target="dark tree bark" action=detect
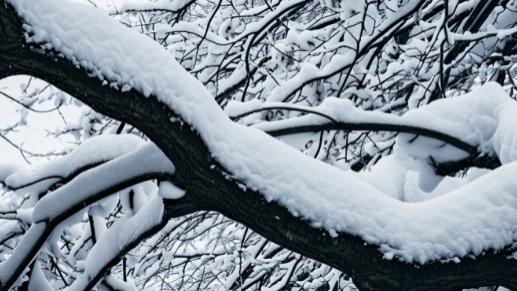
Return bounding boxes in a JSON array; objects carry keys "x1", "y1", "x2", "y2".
[{"x1": 1, "y1": 3, "x2": 516, "y2": 290}]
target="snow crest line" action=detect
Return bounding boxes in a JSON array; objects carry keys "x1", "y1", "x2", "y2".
[{"x1": 9, "y1": 0, "x2": 517, "y2": 264}]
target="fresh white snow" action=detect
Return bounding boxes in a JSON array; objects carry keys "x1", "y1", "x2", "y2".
[
  {"x1": 32, "y1": 142, "x2": 173, "y2": 222},
  {"x1": 5, "y1": 134, "x2": 144, "y2": 190},
  {"x1": 66, "y1": 195, "x2": 164, "y2": 291},
  {"x1": 158, "y1": 181, "x2": 186, "y2": 200},
  {"x1": 0, "y1": 141, "x2": 174, "y2": 285},
  {"x1": 28, "y1": 261, "x2": 53, "y2": 291},
  {"x1": 8, "y1": 0, "x2": 517, "y2": 264}
]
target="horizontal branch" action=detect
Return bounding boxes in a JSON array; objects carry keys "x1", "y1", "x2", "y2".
[
  {"x1": 228, "y1": 101, "x2": 502, "y2": 174},
  {"x1": 240, "y1": 107, "x2": 477, "y2": 154},
  {"x1": 259, "y1": 120, "x2": 501, "y2": 173}
]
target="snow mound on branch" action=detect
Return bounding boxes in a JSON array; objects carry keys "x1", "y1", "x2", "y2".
[
  {"x1": 32, "y1": 142, "x2": 173, "y2": 222},
  {"x1": 10, "y1": 0, "x2": 517, "y2": 263},
  {"x1": 5, "y1": 134, "x2": 144, "y2": 189},
  {"x1": 0, "y1": 163, "x2": 25, "y2": 183},
  {"x1": 398, "y1": 82, "x2": 517, "y2": 164},
  {"x1": 27, "y1": 261, "x2": 53, "y2": 291}
]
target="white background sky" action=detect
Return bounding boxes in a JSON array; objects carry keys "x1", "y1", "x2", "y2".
[
  {"x1": 0, "y1": 76, "x2": 34, "y2": 167},
  {"x1": 0, "y1": 76, "x2": 79, "y2": 168}
]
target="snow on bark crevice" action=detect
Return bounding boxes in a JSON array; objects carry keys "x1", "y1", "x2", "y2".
[{"x1": 8, "y1": 0, "x2": 517, "y2": 264}]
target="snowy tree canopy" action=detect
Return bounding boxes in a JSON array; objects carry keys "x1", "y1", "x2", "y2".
[{"x1": 0, "y1": 0, "x2": 516, "y2": 290}]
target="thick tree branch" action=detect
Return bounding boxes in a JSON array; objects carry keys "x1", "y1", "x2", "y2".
[{"x1": 1, "y1": 3, "x2": 516, "y2": 290}]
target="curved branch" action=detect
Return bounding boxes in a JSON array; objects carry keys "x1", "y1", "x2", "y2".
[{"x1": 0, "y1": 3, "x2": 516, "y2": 290}]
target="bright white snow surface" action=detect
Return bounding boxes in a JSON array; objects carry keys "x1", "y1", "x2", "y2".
[
  {"x1": 9, "y1": 0, "x2": 517, "y2": 263},
  {"x1": 67, "y1": 195, "x2": 164, "y2": 291},
  {"x1": 0, "y1": 140, "x2": 173, "y2": 283},
  {"x1": 32, "y1": 142, "x2": 173, "y2": 222},
  {"x1": 5, "y1": 134, "x2": 144, "y2": 189}
]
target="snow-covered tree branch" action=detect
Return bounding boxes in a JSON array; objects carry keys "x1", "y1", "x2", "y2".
[{"x1": 0, "y1": 0, "x2": 517, "y2": 290}]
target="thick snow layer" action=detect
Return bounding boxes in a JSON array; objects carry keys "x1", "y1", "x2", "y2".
[
  {"x1": 359, "y1": 151, "x2": 491, "y2": 202},
  {"x1": 32, "y1": 142, "x2": 173, "y2": 222},
  {"x1": 399, "y1": 83, "x2": 517, "y2": 164},
  {"x1": 10, "y1": 0, "x2": 517, "y2": 263},
  {"x1": 28, "y1": 261, "x2": 53, "y2": 291},
  {"x1": 0, "y1": 163, "x2": 25, "y2": 183},
  {"x1": 158, "y1": 181, "x2": 186, "y2": 199},
  {"x1": 239, "y1": 83, "x2": 516, "y2": 165},
  {"x1": 5, "y1": 134, "x2": 143, "y2": 189},
  {"x1": 0, "y1": 222, "x2": 46, "y2": 281}
]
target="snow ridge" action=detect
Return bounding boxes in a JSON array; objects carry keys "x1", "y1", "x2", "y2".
[{"x1": 9, "y1": 0, "x2": 517, "y2": 263}]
